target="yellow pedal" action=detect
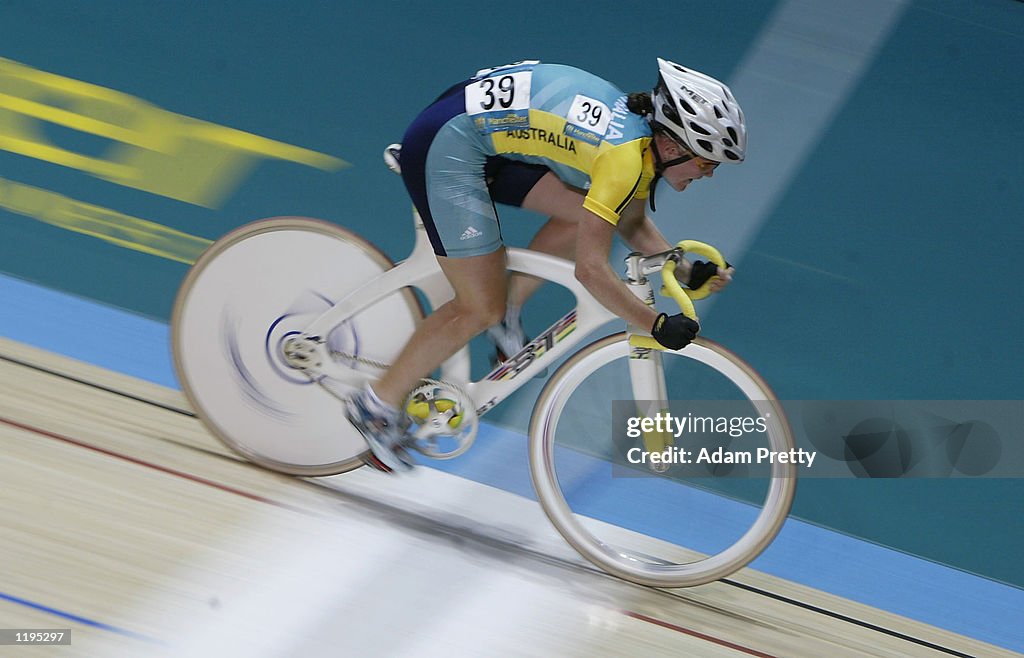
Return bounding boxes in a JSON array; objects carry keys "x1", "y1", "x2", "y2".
[
  {"x1": 406, "y1": 400, "x2": 431, "y2": 420},
  {"x1": 435, "y1": 398, "x2": 462, "y2": 428}
]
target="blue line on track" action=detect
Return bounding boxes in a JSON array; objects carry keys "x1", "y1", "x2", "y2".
[{"x1": 0, "y1": 590, "x2": 162, "y2": 644}]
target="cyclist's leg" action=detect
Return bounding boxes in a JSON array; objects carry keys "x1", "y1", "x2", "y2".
[
  {"x1": 480, "y1": 167, "x2": 587, "y2": 360},
  {"x1": 348, "y1": 81, "x2": 511, "y2": 469},
  {"x1": 350, "y1": 252, "x2": 506, "y2": 472},
  {"x1": 508, "y1": 171, "x2": 586, "y2": 308},
  {"x1": 373, "y1": 248, "x2": 507, "y2": 409},
  {"x1": 368, "y1": 86, "x2": 508, "y2": 408}
]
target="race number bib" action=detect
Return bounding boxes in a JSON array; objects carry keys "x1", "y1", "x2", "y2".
[
  {"x1": 466, "y1": 65, "x2": 534, "y2": 133},
  {"x1": 563, "y1": 94, "x2": 611, "y2": 145}
]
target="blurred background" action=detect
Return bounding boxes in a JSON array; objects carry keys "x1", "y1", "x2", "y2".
[{"x1": 1, "y1": 0, "x2": 1021, "y2": 653}]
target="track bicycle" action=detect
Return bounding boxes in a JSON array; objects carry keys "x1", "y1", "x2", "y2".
[{"x1": 171, "y1": 155, "x2": 796, "y2": 588}]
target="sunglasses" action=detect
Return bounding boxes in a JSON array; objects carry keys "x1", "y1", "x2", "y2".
[{"x1": 676, "y1": 140, "x2": 719, "y2": 173}]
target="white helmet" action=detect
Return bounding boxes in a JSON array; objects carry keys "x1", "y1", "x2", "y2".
[{"x1": 652, "y1": 58, "x2": 746, "y2": 163}]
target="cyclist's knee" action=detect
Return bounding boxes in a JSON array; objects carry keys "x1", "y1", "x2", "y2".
[
  {"x1": 545, "y1": 214, "x2": 578, "y2": 228},
  {"x1": 475, "y1": 297, "x2": 507, "y2": 330},
  {"x1": 451, "y1": 295, "x2": 505, "y2": 332}
]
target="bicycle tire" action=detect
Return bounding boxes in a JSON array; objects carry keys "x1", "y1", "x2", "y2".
[
  {"x1": 172, "y1": 217, "x2": 423, "y2": 476},
  {"x1": 528, "y1": 332, "x2": 796, "y2": 587}
]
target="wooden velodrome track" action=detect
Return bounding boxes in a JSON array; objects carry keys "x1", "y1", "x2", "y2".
[{"x1": 0, "y1": 336, "x2": 1015, "y2": 657}]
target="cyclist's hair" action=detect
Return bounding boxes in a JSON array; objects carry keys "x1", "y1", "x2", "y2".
[{"x1": 627, "y1": 92, "x2": 653, "y2": 117}]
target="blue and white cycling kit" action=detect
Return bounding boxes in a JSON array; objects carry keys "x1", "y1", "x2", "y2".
[{"x1": 399, "y1": 61, "x2": 656, "y2": 258}]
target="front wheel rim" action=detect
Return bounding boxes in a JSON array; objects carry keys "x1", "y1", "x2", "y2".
[{"x1": 528, "y1": 333, "x2": 797, "y2": 588}]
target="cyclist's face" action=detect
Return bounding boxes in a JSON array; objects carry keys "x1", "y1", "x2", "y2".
[
  {"x1": 665, "y1": 157, "x2": 717, "y2": 191},
  {"x1": 657, "y1": 135, "x2": 719, "y2": 191}
]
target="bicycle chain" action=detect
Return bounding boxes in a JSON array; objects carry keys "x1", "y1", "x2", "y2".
[{"x1": 327, "y1": 349, "x2": 392, "y2": 371}]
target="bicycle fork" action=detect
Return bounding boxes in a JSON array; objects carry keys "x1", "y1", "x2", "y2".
[{"x1": 623, "y1": 252, "x2": 676, "y2": 470}]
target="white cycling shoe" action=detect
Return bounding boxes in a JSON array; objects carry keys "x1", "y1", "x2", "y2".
[
  {"x1": 485, "y1": 317, "x2": 527, "y2": 365},
  {"x1": 486, "y1": 312, "x2": 549, "y2": 377},
  {"x1": 346, "y1": 386, "x2": 415, "y2": 473}
]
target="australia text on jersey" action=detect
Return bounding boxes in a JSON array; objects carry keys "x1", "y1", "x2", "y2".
[{"x1": 505, "y1": 127, "x2": 578, "y2": 154}]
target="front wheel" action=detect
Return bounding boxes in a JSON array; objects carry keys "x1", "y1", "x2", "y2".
[{"x1": 528, "y1": 333, "x2": 796, "y2": 588}]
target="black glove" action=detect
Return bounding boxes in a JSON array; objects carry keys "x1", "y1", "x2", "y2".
[
  {"x1": 651, "y1": 313, "x2": 699, "y2": 350},
  {"x1": 687, "y1": 260, "x2": 730, "y2": 290}
]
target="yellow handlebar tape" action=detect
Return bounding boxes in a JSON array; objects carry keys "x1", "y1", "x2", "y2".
[
  {"x1": 630, "y1": 240, "x2": 726, "y2": 351},
  {"x1": 675, "y1": 240, "x2": 726, "y2": 301}
]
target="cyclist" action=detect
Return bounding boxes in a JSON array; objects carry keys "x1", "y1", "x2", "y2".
[{"x1": 348, "y1": 58, "x2": 745, "y2": 472}]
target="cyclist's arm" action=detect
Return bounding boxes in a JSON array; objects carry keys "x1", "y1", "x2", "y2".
[
  {"x1": 616, "y1": 199, "x2": 660, "y2": 246},
  {"x1": 574, "y1": 210, "x2": 661, "y2": 330},
  {"x1": 584, "y1": 144, "x2": 696, "y2": 282},
  {"x1": 616, "y1": 199, "x2": 693, "y2": 281}
]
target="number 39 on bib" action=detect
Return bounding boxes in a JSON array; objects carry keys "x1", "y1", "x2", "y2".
[
  {"x1": 466, "y1": 69, "x2": 533, "y2": 134},
  {"x1": 563, "y1": 94, "x2": 611, "y2": 145}
]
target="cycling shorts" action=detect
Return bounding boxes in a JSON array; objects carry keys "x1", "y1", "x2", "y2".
[{"x1": 399, "y1": 82, "x2": 548, "y2": 258}]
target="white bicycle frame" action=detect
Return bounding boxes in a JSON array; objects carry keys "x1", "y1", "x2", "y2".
[
  {"x1": 296, "y1": 208, "x2": 666, "y2": 416},
  {"x1": 172, "y1": 201, "x2": 795, "y2": 587}
]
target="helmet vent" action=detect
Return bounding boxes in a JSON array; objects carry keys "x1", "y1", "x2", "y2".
[
  {"x1": 727, "y1": 127, "x2": 738, "y2": 143},
  {"x1": 678, "y1": 98, "x2": 696, "y2": 116},
  {"x1": 713, "y1": 106, "x2": 724, "y2": 119},
  {"x1": 722, "y1": 137, "x2": 734, "y2": 147},
  {"x1": 724, "y1": 150, "x2": 740, "y2": 161},
  {"x1": 688, "y1": 121, "x2": 711, "y2": 136},
  {"x1": 697, "y1": 139, "x2": 713, "y2": 153},
  {"x1": 661, "y1": 102, "x2": 681, "y2": 125}
]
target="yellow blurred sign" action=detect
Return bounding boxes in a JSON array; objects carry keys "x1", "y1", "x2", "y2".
[{"x1": 0, "y1": 57, "x2": 346, "y2": 208}]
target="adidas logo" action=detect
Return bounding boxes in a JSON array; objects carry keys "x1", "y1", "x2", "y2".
[{"x1": 459, "y1": 226, "x2": 483, "y2": 240}]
